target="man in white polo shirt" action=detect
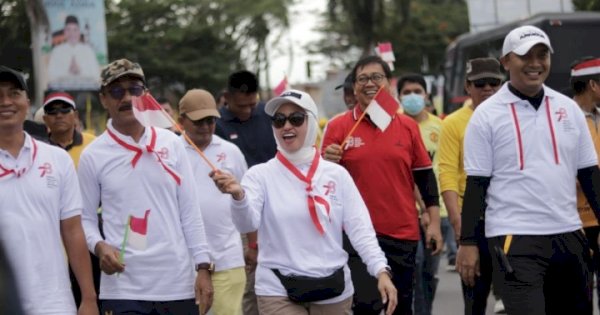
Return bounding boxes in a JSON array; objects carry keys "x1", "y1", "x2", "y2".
[
  {"x1": 457, "y1": 26, "x2": 600, "y2": 315},
  {"x1": 178, "y1": 89, "x2": 248, "y2": 315},
  {"x1": 78, "y1": 59, "x2": 213, "y2": 314},
  {"x1": 0, "y1": 65, "x2": 98, "y2": 314}
]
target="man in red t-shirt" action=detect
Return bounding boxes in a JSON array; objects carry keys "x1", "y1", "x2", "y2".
[{"x1": 322, "y1": 56, "x2": 442, "y2": 315}]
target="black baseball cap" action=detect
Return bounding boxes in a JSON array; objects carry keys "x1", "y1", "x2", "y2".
[
  {"x1": 335, "y1": 73, "x2": 354, "y2": 91},
  {"x1": 0, "y1": 66, "x2": 28, "y2": 91}
]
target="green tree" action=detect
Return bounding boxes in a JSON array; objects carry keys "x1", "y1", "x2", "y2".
[
  {"x1": 573, "y1": 0, "x2": 600, "y2": 10},
  {"x1": 105, "y1": 0, "x2": 243, "y2": 97},
  {"x1": 313, "y1": 0, "x2": 468, "y2": 74},
  {"x1": 105, "y1": 0, "x2": 293, "y2": 97},
  {"x1": 0, "y1": 0, "x2": 34, "y2": 82}
]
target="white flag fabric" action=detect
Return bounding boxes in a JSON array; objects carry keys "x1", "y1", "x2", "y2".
[
  {"x1": 365, "y1": 88, "x2": 399, "y2": 131},
  {"x1": 132, "y1": 93, "x2": 173, "y2": 129}
]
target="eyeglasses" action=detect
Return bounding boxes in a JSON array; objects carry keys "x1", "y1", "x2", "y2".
[
  {"x1": 471, "y1": 78, "x2": 502, "y2": 88},
  {"x1": 271, "y1": 112, "x2": 307, "y2": 128},
  {"x1": 45, "y1": 107, "x2": 74, "y2": 115},
  {"x1": 106, "y1": 85, "x2": 145, "y2": 100},
  {"x1": 187, "y1": 115, "x2": 217, "y2": 126},
  {"x1": 355, "y1": 73, "x2": 387, "y2": 86}
]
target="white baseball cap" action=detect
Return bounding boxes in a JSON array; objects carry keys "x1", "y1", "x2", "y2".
[
  {"x1": 265, "y1": 89, "x2": 318, "y2": 118},
  {"x1": 502, "y1": 25, "x2": 554, "y2": 57}
]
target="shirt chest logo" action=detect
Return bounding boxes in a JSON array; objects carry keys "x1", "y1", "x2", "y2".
[
  {"x1": 156, "y1": 147, "x2": 169, "y2": 160},
  {"x1": 345, "y1": 136, "x2": 365, "y2": 149},
  {"x1": 38, "y1": 162, "x2": 52, "y2": 178},
  {"x1": 216, "y1": 152, "x2": 226, "y2": 162},
  {"x1": 555, "y1": 108, "x2": 567, "y2": 122},
  {"x1": 554, "y1": 107, "x2": 575, "y2": 133},
  {"x1": 323, "y1": 181, "x2": 336, "y2": 195},
  {"x1": 38, "y1": 163, "x2": 58, "y2": 189}
]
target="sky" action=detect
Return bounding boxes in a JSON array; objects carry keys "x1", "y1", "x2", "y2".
[{"x1": 265, "y1": 0, "x2": 327, "y2": 89}]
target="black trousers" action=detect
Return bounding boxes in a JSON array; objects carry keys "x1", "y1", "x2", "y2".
[
  {"x1": 460, "y1": 221, "x2": 493, "y2": 315},
  {"x1": 488, "y1": 230, "x2": 593, "y2": 315},
  {"x1": 344, "y1": 233, "x2": 418, "y2": 315},
  {"x1": 584, "y1": 226, "x2": 600, "y2": 310}
]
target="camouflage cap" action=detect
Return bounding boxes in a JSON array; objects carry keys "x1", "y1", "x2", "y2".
[{"x1": 101, "y1": 59, "x2": 145, "y2": 87}]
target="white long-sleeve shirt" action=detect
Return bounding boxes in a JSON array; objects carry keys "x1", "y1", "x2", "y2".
[
  {"x1": 78, "y1": 121, "x2": 210, "y2": 300},
  {"x1": 0, "y1": 133, "x2": 80, "y2": 315},
  {"x1": 183, "y1": 135, "x2": 247, "y2": 271},
  {"x1": 232, "y1": 155, "x2": 388, "y2": 304}
]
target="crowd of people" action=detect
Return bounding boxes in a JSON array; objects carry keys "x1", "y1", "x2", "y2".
[{"x1": 2, "y1": 23, "x2": 600, "y2": 315}]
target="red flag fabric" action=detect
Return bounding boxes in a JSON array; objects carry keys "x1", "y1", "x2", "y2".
[
  {"x1": 128, "y1": 209, "x2": 150, "y2": 250},
  {"x1": 132, "y1": 93, "x2": 173, "y2": 129},
  {"x1": 365, "y1": 89, "x2": 399, "y2": 131},
  {"x1": 273, "y1": 76, "x2": 288, "y2": 96},
  {"x1": 377, "y1": 42, "x2": 395, "y2": 62}
]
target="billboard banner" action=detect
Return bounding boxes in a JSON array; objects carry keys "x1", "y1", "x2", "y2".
[{"x1": 42, "y1": 0, "x2": 108, "y2": 91}]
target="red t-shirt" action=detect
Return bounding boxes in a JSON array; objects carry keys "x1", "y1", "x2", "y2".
[{"x1": 322, "y1": 107, "x2": 432, "y2": 240}]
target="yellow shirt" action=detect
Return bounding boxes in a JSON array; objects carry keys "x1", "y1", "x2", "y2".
[
  {"x1": 67, "y1": 132, "x2": 96, "y2": 168},
  {"x1": 577, "y1": 112, "x2": 600, "y2": 227},
  {"x1": 418, "y1": 113, "x2": 448, "y2": 217},
  {"x1": 438, "y1": 105, "x2": 474, "y2": 210}
]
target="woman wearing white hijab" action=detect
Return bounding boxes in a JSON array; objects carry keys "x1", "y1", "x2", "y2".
[{"x1": 211, "y1": 90, "x2": 397, "y2": 315}]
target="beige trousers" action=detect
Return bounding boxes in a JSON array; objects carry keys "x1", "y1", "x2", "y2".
[{"x1": 257, "y1": 296, "x2": 352, "y2": 315}]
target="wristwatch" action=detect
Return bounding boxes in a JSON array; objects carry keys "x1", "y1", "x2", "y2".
[{"x1": 195, "y1": 262, "x2": 215, "y2": 273}]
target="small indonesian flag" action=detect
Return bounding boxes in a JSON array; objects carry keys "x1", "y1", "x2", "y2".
[
  {"x1": 132, "y1": 93, "x2": 173, "y2": 129},
  {"x1": 365, "y1": 88, "x2": 399, "y2": 131},
  {"x1": 273, "y1": 76, "x2": 289, "y2": 96},
  {"x1": 377, "y1": 42, "x2": 395, "y2": 71},
  {"x1": 127, "y1": 210, "x2": 150, "y2": 250}
]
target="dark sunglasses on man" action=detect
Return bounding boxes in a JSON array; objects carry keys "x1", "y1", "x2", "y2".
[
  {"x1": 45, "y1": 106, "x2": 74, "y2": 115},
  {"x1": 271, "y1": 112, "x2": 307, "y2": 129},
  {"x1": 106, "y1": 85, "x2": 146, "y2": 100},
  {"x1": 471, "y1": 78, "x2": 502, "y2": 88}
]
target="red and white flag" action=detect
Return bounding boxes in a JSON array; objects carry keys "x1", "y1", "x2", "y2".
[
  {"x1": 127, "y1": 210, "x2": 150, "y2": 250},
  {"x1": 377, "y1": 42, "x2": 396, "y2": 71},
  {"x1": 132, "y1": 93, "x2": 173, "y2": 129},
  {"x1": 365, "y1": 88, "x2": 399, "y2": 131},
  {"x1": 273, "y1": 76, "x2": 289, "y2": 96}
]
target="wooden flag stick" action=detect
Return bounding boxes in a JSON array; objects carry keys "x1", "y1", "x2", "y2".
[
  {"x1": 339, "y1": 86, "x2": 384, "y2": 150},
  {"x1": 141, "y1": 93, "x2": 218, "y2": 172}
]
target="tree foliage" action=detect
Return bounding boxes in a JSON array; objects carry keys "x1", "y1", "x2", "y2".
[
  {"x1": 314, "y1": 0, "x2": 468, "y2": 74},
  {"x1": 0, "y1": 0, "x2": 293, "y2": 99},
  {"x1": 574, "y1": 0, "x2": 600, "y2": 10},
  {"x1": 105, "y1": 0, "x2": 292, "y2": 97},
  {"x1": 0, "y1": 0, "x2": 33, "y2": 75}
]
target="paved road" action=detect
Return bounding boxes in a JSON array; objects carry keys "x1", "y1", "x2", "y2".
[{"x1": 433, "y1": 258, "x2": 600, "y2": 315}]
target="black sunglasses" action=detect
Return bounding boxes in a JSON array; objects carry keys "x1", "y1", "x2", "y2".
[
  {"x1": 187, "y1": 115, "x2": 217, "y2": 126},
  {"x1": 107, "y1": 85, "x2": 145, "y2": 100},
  {"x1": 271, "y1": 112, "x2": 307, "y2": 128},
  {"x1": 472, "y1": 78, "x2": 502, "y2": 88},
  {"x1": 45, "y1": 107, "x2": 74, "y2": 115}
]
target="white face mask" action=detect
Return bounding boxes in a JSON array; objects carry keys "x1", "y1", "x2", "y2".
[{"x1": 401, "y1": 93, "x2": 426, "y2": 116}]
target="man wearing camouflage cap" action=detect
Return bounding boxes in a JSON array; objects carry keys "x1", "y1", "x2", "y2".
[{"x1": 78, "y1": 59, "x2": 214, "y2": 314}]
